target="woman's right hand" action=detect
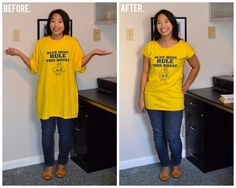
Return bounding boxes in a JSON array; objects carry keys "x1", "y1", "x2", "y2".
[
  {"x1": 5, "y1": 48, "x2": 21, "y2": 56},
  {"x1": 5, "y1": 48, "x2": 31, "y2": 69},
  {"x1": 139, "y1": 98, "x2": 146, "y2": 113}
]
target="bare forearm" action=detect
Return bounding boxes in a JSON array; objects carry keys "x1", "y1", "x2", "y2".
[
  {"x1": 182, "y1": 55, "x2": 200, "y2": 94},
  {"x1": 18, "y1": 52, "x2": 31, "y2": 69},
  {"x1": 5, "y1": 48, "x2": 31, "y2": 69},
  {"x1": 82, "y1": 51, "x2": 94, "y2": 67},
  {"x1": 139, "y1": 55, "x2": 150, "y2": 112},
  {"x1": 139, "y1": 73, "x2": 148, "y2": 100},
  {"x1": 140, "y1": 56, "x2": 149, "y2": 100},
  {"x1": 184, "y1": 66, "x2": 199, "y2": 87}
]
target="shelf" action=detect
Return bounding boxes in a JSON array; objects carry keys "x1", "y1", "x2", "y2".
[
  {"x1": 95, "y1": 3, "x2": 117, "y2": 25},
  {"x1": 209, "y1": 3, "x2": 233, "y2": 21}
]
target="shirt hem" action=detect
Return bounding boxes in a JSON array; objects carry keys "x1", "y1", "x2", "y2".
[
  {"x1": 145, "y1": 106, "x2": 185, "y2": 111},
  {"x1": 37, "y1": 114, "x2": 78, "y2": 120}
]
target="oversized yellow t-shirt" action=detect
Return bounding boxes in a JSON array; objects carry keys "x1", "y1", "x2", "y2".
[
  {"x1": 30, "y1": 35, "x2": 86, "y2": 120},
  {"x1": 142, "y1": 40, "x2": 195, "y2": 111}
]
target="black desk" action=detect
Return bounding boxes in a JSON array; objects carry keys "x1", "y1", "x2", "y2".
[
  {"x1": 186, "y1": 87, "x2": 233, "y2": 113},
  {"x1": 185, "y1": 87, "x2": 233, "y2": 172},
  {"x1": 78, "y1": 89, "x2": 116, "y2": 114},
  {"x1": 71, "y1": 89, "x2": 116, "y2": 173}
]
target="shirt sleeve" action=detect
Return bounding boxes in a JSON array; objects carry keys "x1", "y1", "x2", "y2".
[
  {"x1": 185, "y1": 42, "x2": 196, "y2": 59},
  {"x1": 73, "y1": 39, "x2": 86, "y2": 73},
  {"x1": 142, "y1": 42, "x2": 152, "y2": 58},
  {"x1": 30, "y1": 41, "x2": 40, "y2": 74}
]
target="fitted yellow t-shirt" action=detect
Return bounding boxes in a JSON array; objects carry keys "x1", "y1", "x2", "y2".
[
  {"x1": 142, "y1": 40, "x2": 195, "y2": 111},
  {"x1": 30, "y1": 35, "x2": 86, "y2": 119}
]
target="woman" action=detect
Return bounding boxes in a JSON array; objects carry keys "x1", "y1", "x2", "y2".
[
  {"x1": 6, "y1": 9, "x2": 112, "y2": 180},
  {"x1": 139, "y1": 9, "x2": 200, "y2": 181}
]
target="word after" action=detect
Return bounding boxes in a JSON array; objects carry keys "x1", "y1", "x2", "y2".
[{"x1": 120, "y1": 4, "x2": 144, "y2": 13}]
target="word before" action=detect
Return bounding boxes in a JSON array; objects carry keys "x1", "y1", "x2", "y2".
[{"x1": 3, "y1": 4, "x2": 31, "y2": 13}]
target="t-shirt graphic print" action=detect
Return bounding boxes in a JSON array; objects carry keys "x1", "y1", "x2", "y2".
[{"x1": 142, "y1": 40, "x2": 195, "y2": 111}]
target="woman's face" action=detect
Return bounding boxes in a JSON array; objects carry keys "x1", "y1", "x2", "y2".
[
  {"x1": 156, "y1": 13, "x2": 173, "y2": 38},
  {"x1": 50, "y1": 13, "x2": 65, "y2": 38}
]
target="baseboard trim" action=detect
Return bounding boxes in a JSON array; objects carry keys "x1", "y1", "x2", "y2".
[
  {"x1": 119, "y1": 155, "x2": 159, "y2": 170},
  {"x1": 3, "y1": 155, "x2": 44, "y2": 171},
  {"x1": 4, "y1": 150, "x2": 186, "y2": 171},
  {"x1": 120, "y1": 149, "x2": 186, "y2": 170},
  {"x1": 3, "y1": 152, "x2": 59, "y2": 171}
]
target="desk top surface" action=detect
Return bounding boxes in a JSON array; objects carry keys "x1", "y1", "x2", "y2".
[
  {"x1": 79, "y1": 89, "x2": 116, "y2": 111},
  {"x1": 187, "y1": 87, "x2": 233, "y2": 112}
]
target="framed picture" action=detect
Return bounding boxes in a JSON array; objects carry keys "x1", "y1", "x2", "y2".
[
  {"x1": 151, "y1": 17, "x2": 187, "y2": 41},
  {"x1": 37, "y1": 19, "x2": 73, "y2": 40}
]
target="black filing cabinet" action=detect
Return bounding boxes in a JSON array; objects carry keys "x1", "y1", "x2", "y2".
[
  {"x1": 185, "y1": 88, "x2": 233, "y2": 172},
  {"x1": 71, "y1": 89, "x2": 116, "y2": 173}
]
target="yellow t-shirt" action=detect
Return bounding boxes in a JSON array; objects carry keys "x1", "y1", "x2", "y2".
[
  {"x1": 30, "y1": 35, "x2": 86, "y2": 120},
  {"x1": 142, "y1": 40, "x2": 195, "y2": 111}
]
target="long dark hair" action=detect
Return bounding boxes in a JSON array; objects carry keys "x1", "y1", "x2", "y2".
[
  {"x1": 46, "y1": 9, "x2": 70, "y2": 36},
  {"x1": 153, "y1": 9, "x2": 180, "y2": 41}
]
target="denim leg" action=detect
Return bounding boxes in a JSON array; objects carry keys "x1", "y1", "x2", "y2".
[
  {"x1": 164, "y1": 110, "x2": 183, "y2": 166},
  {"x1": 57, "y1": 118, "x2": 73, "y2": 165},
  {"x1": 41, "y1": 117, "x2": 56, "y2": 166},
  {"x1": 147, "y1": 110, "x2": 170, "y2": 167}
]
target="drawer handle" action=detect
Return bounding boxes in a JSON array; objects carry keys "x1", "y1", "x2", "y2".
[
  {"x1": 190, "y1": 152, "x2": 200, "y2": 159},
  {"x1": 190, "y1": 102, "x2": 198, "y2": 107},
  {"x1": 74, "y1": 127, "x2": 82, "y2": 131},
  {"x1": 190, "y1": 126, "x2": 198, "y2": 131}
]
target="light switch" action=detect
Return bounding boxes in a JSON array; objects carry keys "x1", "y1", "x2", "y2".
[
  {"x1": 208, "y1": 27, "x2": 216, "y2": 39},
  {"x1": 93, "y1": 29, "x2": 101, "y2": 41},
  {"x1": 126, "y1": 28, "x2": 134, "y2": 41},
  {"x1": 13, "y1": 30, "x2": 20, "y2": 42}
]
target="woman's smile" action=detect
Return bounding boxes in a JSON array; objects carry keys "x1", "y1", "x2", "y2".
[
  {"x1": 157, "y1": 13, "x2": 173, "y2": 38},
  {"x1": 50, "y1": 13, "x2": 65, "y2": 39}
]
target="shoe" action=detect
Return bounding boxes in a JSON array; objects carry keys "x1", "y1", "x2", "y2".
[
  {"x1": 159, "y1": 167, "x2": 170, "y2": 181},
  {"x1": 171, "y1": 166, "x2": 182, "y2": 178},
  {"x1": 42, "y1": 166, "x2": 53, "y2": 180},
  {"x1": 56, "y1": 164, "x2": 66, "y2": 178}
]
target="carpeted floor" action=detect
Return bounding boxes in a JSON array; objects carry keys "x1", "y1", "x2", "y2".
[
  {"x1": 119, "y1": 159, "x2": 233, "y2": 185},
  {"x1": 3, "y1": 159, "x2": 116, "y2": 185},
  {"x1": 3, "y1": 158, "x2": 233, "y2": 185}
]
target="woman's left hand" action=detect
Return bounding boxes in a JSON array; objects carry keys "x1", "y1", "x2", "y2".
[
  {"x1": 182, "y1": 83, "x2": 190, "y2": 95},
  {"x1": 92, "y1": 49, "x2": 112, "y2": 56},
  {"x1": 82, "y1": 49, "x2": 113, "y2": 66}
]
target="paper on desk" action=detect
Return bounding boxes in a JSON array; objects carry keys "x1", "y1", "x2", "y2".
[{"x1": 220, "y1": 94, "x2": 234, "y2": 100}]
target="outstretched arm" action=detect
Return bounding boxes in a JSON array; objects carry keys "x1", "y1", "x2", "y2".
[
  {"x1": 182, "y1": 54, "x2": 200, "y2": 94},
  {"x1": 5, "y1": 48, "x2": 31, "y2": 70},
  {"x1": 82, "y1": 49, "x2": 112, "y2": 67}
]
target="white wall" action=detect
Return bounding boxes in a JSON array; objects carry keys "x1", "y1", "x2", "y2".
[
  {"x1": 119, "y1": 3, "x2": 233, "y2": 169},
  {"x1": 3, "y1": 3, "x2": 116, "y2": 170}
]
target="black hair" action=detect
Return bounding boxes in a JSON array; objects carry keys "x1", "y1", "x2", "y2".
[
  {"x1": 46, "y1": 9, "x2": 70, "y2": 36},
  {"x1": 153, "y1": 9, "x2": 180, "y2": 41}
]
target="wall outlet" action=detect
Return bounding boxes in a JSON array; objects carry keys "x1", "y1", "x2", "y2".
[
  {"x1": 208, "y1": 27, "x2": 216, "y2": 39},
  {"x1": 126, "y1": 28, "x2": 134, "y2": 41},
  {"x1": 13, "y1": 30, "x2": 20, "y2": 42},
  {"x1": 93, "y1": 29, "x2": 101, "y2": 41}
]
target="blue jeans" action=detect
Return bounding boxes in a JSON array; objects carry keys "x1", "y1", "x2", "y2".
[
  {"x1": 147, "y1": 109, "x2": 183, "y2": 167},
  {"x1": 41, "y1": 117, "x2": 73, "y2": 166}
]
